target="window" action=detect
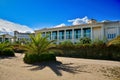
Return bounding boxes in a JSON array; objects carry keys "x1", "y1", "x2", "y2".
[
  {"x1": 83, "y1": 28, "x2": 91, "y2": 38},
  {"x1": 66, "y1": 30, "x2": 72, "y2": 39},
  {"x1": 42, "y1": 32, "x2": 45, "y2": 37},
  {"x1": 59, "y1": 31, "x2": 64, "y2": 40},
  {"x1": 107, "y1": 33, "x2": 116, "y2": 39},
  {"x1": 52, "y1": 31, "x2": 57, "y2": 40},
  {"x1": 0, "y1": 38, "x2": 2, "y2": 42},
  {"x1": 74, "y1": 29, "x2": 81, "y2": 39},
  {"x1": 46, "y1": 32, "x2": 51, "y2": 40}
]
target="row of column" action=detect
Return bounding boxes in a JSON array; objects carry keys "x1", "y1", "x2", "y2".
[{"x1": 44, "y1": 27, "x2": 93, "y2": 42}]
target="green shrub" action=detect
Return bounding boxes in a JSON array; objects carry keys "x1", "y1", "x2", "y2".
[
  {"x1": 23, "y1": 53, "x2": 39, "y2": 64},
  {"x1": 56, "y1": 41, "x2": 120, "y2": 61},
  {"x1": 79, "y1": 37, "x2": 91, "y2": 44},
  {"x1": 23, "y1": 53, "x2": 56, "y2": 64},
  {"x1": 2, "y1": 48, "x2": 15, "y2": 56}
]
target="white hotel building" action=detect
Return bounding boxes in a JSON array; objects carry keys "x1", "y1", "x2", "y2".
[
  {"x1": 35, "y1": 19, "x2": 120, "y2": 44},
  {"x1": 14, "y1": 31, "x2": 34, "y2": 42}
]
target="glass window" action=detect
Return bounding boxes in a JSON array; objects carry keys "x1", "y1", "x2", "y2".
[
  {"x1": 46, "y1": 32, "x2": 51, "y2": 40},
  {"x1": 52, "y1": 31, "x2": 57, "y2": 40},
  {"x1": 74, "y1": 29, "x2": 81, "y2": 39},
  {"x1": 59, "y1": 31, "x2": 64, "y2": 40},
  {"x1": 83, "y1": 28, "x2": 91, "y2": 38},
  {"x1": 107, "y1": 33, "x2": 116, "y2": 39},
  {"x1": 0, "y1": 38, "x2": 2, "y2": 42},
  {"x1": 66, "y1": 30, "x2": 72, "y2": 39},
  {"x1": 42, "y1": 32, "x2": 45, "y2": 37}
]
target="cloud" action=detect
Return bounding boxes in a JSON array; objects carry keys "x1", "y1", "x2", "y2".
[
  {"x1": 53, "y1": 23, "x2": 66, "y2": 28},
  {"x1": 0, "y1": 19, "x2": 34, "y2": 35},
  {"x1": 68, "y1": 16, "x2": 89, "y2": 25}
]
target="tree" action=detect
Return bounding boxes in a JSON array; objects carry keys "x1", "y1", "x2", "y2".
[{"x1": 24, "y1": 33, "x2": 56, "y2": 55}]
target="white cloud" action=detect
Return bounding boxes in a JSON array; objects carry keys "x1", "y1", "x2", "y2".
[
  {"x1": 68, "y1": 16, "x2": 89, "y2": 25},
  {"x1": 53, "y1": 23, "x2": 66, "y2": 28},
  {"x1": 0, "y1": 19, "x2": 34, "y2": 35}
]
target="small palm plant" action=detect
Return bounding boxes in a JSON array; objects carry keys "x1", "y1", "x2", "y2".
[
  {"x1": 0, "y1": 41, "x2": 14, "y2": 56},
  {"x1": 24, "y1": 33, "x2": 57, "y2": 63},
  {"x1": 25, "y1": 33, "x2": 56, "y2": 55}
]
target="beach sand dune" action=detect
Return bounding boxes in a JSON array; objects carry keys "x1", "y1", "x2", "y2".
[{"x1": 0, "y1": 53, "x2": 120, "y2": 80}]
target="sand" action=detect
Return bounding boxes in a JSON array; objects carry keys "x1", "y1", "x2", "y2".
[{"x1": 0, "y1": 53, "x2": 120, "y2": 80}]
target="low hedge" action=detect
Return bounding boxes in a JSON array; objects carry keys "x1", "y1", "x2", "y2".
[
  {"x1": 55, "y1": 44, "x2": 120, "y2": 61},
  {"x1": 23, "y1": 53, "x2": 56, "y2": 64}
]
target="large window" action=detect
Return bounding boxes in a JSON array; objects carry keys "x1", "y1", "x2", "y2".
[
  {"x1": 52, "y1": 31, "x2": 57, "y2": 40},
  {"x1": 59, "y1": 31, "x2": 64, "y2": 40},
  {"x1": 66, "y1": 30, "x2": 72, "y2": 39},
  {"x1": 42, "y1": 32, "x2": 45, "y2": 37},
  {"x1": 107, "y1": 34, "x2": 116, "y2": 39},
  {"x1": 83, "y1": 28, "x2": 91, "y2": 38},
  {"x1": 46, "y1": 32, "x2": 51, "y2": 40},
  {"x1": 107, "y1": 27, "x2": 117, "y2": 39},
  {"x1": 0, "y1": 38, "x2": 2, "y2": 42},
  {"x1": 74, "y1": 29, "x2": 81, "y2": 39}
]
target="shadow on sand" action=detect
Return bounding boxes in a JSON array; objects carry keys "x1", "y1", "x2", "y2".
[
  {"x1": 0, "y1": 56, "x2": 15, "y2": 59},
  {"x1": 24, "y1": 61, "x2": 89, "y2": 76}
]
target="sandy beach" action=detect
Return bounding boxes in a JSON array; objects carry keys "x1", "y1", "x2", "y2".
[{"x1": 0, "y1": 53, "x2": 120, "y2": 80}]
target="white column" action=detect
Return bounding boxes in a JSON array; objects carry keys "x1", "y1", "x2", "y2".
[
  {"x1": 81, "y1": 28, "x2": 83, "y2": 38},
  {"x1": 57, "y1": 30, "x2": 59, "y2": 43},
  {"x1": 51, "y1": 31, "x2": 52, "y2": 40},
  {"x1": 64, "y1": 30, "x2": 66, "y2": 40},
  {"x1": 117, "y1": 26, "x2": 119, "y2": 36},
  {"x1": 101, "y1": 26, "x2": 104, "y2": 40},
  {"x1": 45, "y1": 32, "x2": 46, "y2": 36},
  {"x1": 91, "y1": 27, "x2": 93, "y2": 40},
  {"x1": 72, "y1": 29, "x2": 74, "y2": 43}
]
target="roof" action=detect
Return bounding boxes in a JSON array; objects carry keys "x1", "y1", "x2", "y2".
[{"x1": 35, "y1": 21, "x2": 120, "y2": 32}]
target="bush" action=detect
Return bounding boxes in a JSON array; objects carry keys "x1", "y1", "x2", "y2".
[
  {"x1": 23, "y1": 53, "x2": 39, "y2": 64},
  {"x1": 2, "y1": 48, "x2": 15, "y2": 56},
  {"x1": 13, "y1": 44, "x2": 26, "y2": 53},
  {"x1": 56, "y1": 41, "x2": 120, "y2": 61},
  {"x1": 23, "y1": 53, "x2": 56, "y2": 64},
  {"x1": 80, "y1": 37, "x2": 91, "y2": 44}
]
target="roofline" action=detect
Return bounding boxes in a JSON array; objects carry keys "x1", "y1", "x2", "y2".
[{"x1": 35, "y1": 21, "x2": 120, "y2": 32}]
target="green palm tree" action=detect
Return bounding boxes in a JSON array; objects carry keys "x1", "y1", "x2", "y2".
[{"x1": 25, "y1": 33, "x2": 56, "y2": 55}]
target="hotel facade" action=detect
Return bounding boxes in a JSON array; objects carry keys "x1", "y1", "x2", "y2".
[
  {"x1": 14, "y1": 31, "x2": 34, "y2": 42},
  {"x1": 35, "y1": 20, "x2": 120, "y2": 44}
]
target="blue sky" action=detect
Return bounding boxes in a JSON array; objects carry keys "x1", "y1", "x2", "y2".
[{"x1": 0, "y1": 0, "x2": 120, "y2": 29}]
